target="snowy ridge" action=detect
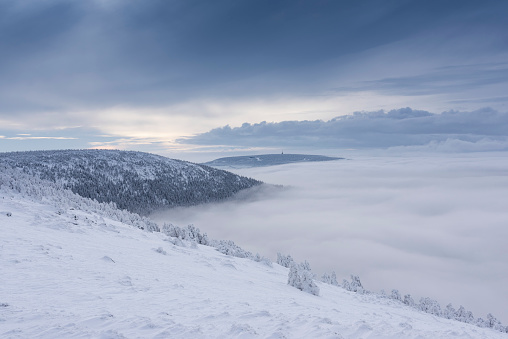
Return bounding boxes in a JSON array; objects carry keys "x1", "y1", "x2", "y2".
[
  {"x1": 1, "y1": 166, "x2": 507, "y2": 338},
  {"x1": 0, "y1": 150, "x2": 262, "y2": 215},
  {"x1": 203, "y1": 154, "x2": 343, "y2": 168}
]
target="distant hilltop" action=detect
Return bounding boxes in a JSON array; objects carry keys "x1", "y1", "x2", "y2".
[{"x1": 203, "y1": 154, "x2": 343, "y2": 168}]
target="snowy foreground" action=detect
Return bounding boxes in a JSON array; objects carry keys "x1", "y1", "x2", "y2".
[{"x1": 1, "y1": 193, "x2": 506, "y2": 338}]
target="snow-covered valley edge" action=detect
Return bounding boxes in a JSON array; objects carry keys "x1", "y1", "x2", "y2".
[{"x1": 1, "y1": 168, "x2": 506, "y2": 339}]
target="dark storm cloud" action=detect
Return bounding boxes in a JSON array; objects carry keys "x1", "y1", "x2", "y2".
[
  {"x1": 1, "y1": 0, "x2": 508, "y2": 116},
  {"x1": 180, "y1": 108, "x2": 508, "y2": 149}
]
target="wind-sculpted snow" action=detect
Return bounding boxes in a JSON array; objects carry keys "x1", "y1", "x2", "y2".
[{"x1": 0, "y1": 149, "x2": 262, "y2": 215}]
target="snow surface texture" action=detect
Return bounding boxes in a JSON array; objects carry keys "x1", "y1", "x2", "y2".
[
  {"x1": 1, "y1": 173, "x2": 506, "y2": 338},
  {"x1": 203, "y1": 154, "x2": 343, "y2": 168},
  {"x1": 0, "y1": 150, "x2": 261, "y2": 215}
]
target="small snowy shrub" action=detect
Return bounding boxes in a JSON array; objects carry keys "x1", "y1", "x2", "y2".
[
  {"x1": 165, "y1": 237, "x2": 185, "y2": 247},
  {"x1": 419, "y1": 297, "x2": 442, "y2": 316},
  {"x1": 486, "y1": 313, "x2": 506, "y2": 331},
  {"x1": 213, "y1": 239, "x2": 252, "y2": 258},
  {"x1": 253, "y1": 253, "x2": 273, "y2": 267},
  {"x1": 454, "y1": 305, "x2": 475, "y2": 324},
  {"x1": 276, "y1": 252, "x2": 294, "y2": 268},
  {"x1": 403, "y1": 294, "x2": 415, "y2": 307},
  {"x1": 154, "y1": 247, "x2": 167, "y2": 255},
  {"x1": 390, "y1": 289, "x2": 401, "y2": 301},
  {"x1": 342, "y1": 275, "x2": 365, "y2": 294},
  {"x1": 160, "y1": 223, "x2": 209, "y2": 245},
  {"x1": 476, "y1": 317, "x2": 489, "y2": 328},
  {"x1": 321, "y1": 271, "x2": 338, "y2": 286},
  {"x1": 443, "y1": 303, "x2": 456, "y2": 319},
  {"x1": 287, "y1": 262, "x2": 319, "y2": 296}
]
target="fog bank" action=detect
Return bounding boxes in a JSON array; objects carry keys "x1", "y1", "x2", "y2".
[{"x1": 151, "y1": 153, "x2": 508, "y2": 323}]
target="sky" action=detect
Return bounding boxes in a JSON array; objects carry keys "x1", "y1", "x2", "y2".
[
  {"x1": 1, "y1": 0, "x2": 508, "y2": 157},
  {"x1": 151, "y1": 153, "x2": 508, "y2": 324}
]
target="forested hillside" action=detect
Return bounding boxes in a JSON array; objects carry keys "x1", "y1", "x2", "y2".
[{"x1": 0, "y1": 150, "x2": 261, "y2": 215}]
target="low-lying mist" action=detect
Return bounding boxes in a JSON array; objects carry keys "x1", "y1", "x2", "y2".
[{"x1": 150, "y1": 152, "x2": 508, "y2": 323}]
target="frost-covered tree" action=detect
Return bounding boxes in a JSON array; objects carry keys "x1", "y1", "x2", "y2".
[
  {"x1": 403, "y1": 294, "x2": 415, "y2": 307},
  {"x1": 390, "y1": 289, "x2": 401, "y2": 301},
  {"x1": 443, "y1": 303, "x2": 456, "y2": 319},
  {"x1": 455, "y1": 305, "x2": 475, "y2": 324},
  {"x1": 321, "y1": 271, "x2": 338, "y2": 286},
  {"x1": 419, "y1": 297, "x2": 442, "y2": 316},
  {"x1": 483, "y1": 313, "x2": 506, "y2": 331},
  {"x1": 288, "y1": 262, "x2": 319, "y2": 296},
  {"x1": 300, "y1": 260, "x2": 311, "y2": 271},
  {"x1": 342, "y1": 275, "x2": 365, "y2": 294},
  {"x1": 160, "y1": 223, "x2": 209, "y2": 245},
  {"x1": 276, "y1": 252, "x2": 294, "y2": 268},
  {"x1": 213, "y1": 239, "x2": 252, "y2": 258},
  {"x1": 476, "y1": 317, "x2": 489, "y2": 328}
]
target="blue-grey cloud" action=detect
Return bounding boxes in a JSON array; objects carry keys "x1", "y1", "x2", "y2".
[
  {"x1": 340, "y1": 63, "x2": 508, "y2": 97},
  {"x1": 1, "y1": 0, "x2": 508, "y2": 118},
  {"x1": 180, "y1": 108, "x2": 508, "y2": 150}
]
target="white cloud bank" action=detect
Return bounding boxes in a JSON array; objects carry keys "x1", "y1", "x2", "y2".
[
  {"x1": 180, "y1": 108, "x2": 508, "y2": 152},
  {"x1": 151, "y1": 153, "x2": 508, "y2": 324}
]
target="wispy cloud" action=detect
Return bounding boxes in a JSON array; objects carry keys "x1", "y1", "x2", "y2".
[{"x1": 3, "y1": 136, "x2": 77, "y2": 140}]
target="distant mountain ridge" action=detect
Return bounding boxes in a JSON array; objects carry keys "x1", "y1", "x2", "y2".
[
  {"x1": 0, "y1": 149, "x2": 261, "y2": 215},
  {"x1": 203, "y1": 153, "x2": 343, "y2": 168}
]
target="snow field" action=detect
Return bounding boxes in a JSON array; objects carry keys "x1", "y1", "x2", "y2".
[{"x1": 1, "y1": 193, "x2": 506, "y2": 338}]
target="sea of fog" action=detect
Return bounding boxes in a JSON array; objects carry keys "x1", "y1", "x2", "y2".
[{"x1": 151, "y1": 152, "x2": 508, "y2": 323}]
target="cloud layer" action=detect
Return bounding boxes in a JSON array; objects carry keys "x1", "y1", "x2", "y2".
[
  {"x1": 151, "y1": 154, "x2": 508, "y2": 323},
  {"x1": 181, "y1": 108, "x2": 508, "y2": 151}
]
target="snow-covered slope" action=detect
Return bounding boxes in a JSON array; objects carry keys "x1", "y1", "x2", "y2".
[
  {"x1": 1, "y1": 177, "x2": 505, "y2": 338},
  {"x1": 0, "y1": 150, "x2": 261, "y2": 215},
  {"x1": 203, "y1": 154, "x2": 343, "y2": 168}
]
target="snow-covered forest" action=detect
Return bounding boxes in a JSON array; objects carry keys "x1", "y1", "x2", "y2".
[{"x1": 0, "y1": 150, "x2": 261, "y2": 215}]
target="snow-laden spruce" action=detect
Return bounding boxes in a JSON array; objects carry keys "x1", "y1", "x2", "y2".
[
  {"x1": 319, "y1": 269, "x2": 508, "y2": 333},
  {"x1": 0, "y1": 149, "x2": 262, "y2": 215},
  {"x1": 287, "y1": 261, "x2": 320, "y2": 296}
]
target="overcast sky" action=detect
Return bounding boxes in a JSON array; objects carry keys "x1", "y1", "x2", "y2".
[{"x1": 1, "y1": 0, "x2": 508, "y2": 156}]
